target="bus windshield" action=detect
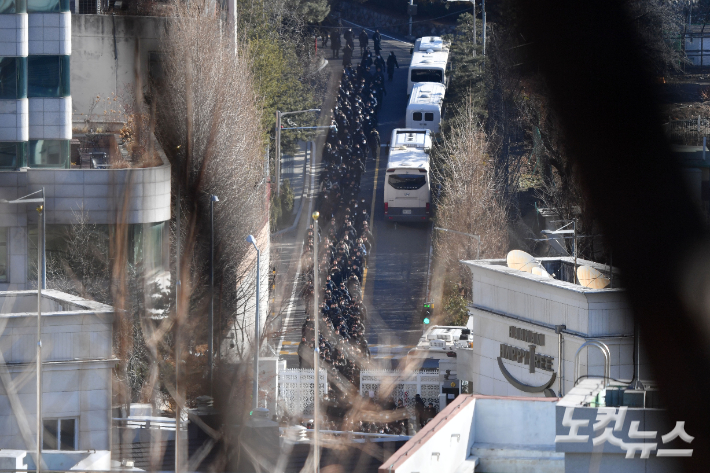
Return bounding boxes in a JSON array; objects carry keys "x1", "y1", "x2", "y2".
[
  {"x1": 411, "y1": 69, "x2": 443, "y2": 83},
  {"x1": 388, "y1": 174, "x2": 427, "y2": 190}
]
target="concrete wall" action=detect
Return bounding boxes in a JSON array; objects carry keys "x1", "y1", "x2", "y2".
[
  {"x1": 465, "y1": 259, "x2": 633, "y2": 338},
  {"x1": 381, "y1": 395, "x2": 562, "y2": 473},
  {"x1": 71, "y1": 14, "x2": 163, "y2": 118},
  {"x1": 460, "y1": 307, "x2": 651, "y2": 398},
  {"x1": 224, "y1": 220, "x2": 271, "y2": 361}
]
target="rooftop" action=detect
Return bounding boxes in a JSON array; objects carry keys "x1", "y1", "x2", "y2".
[
  {"x1": 0, "y1": 289, "x2": 113, "y2": 316},
  {"x1": 463, "y1": 256, "x2": 622, "y2": 292},
  {"x1": 410, "y1": 82, "x2": 446, "y2": 106}
]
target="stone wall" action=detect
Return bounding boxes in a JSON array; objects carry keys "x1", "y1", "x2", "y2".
[{"x1": 337, "y1": 2, "x2": 457, "y2": 39}]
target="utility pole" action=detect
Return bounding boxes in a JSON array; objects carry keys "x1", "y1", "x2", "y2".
[
  {"x1": 409, "y1": 0, "x2": 414, "y2": 38},
  {"x1": 482, "y1": 0, "x2": 486, "y2": 56},
  {"x1": 175, "y1": 186, "x2": 181, "y2": 473},
  {"x1": 472, "y1": 0, "x2": 476, "y2": 58},
  {"x1": 209, "y1": 195, "x2": 219, "y2": 395}
]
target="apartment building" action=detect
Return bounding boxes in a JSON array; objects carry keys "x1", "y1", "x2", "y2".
[{"x1": 0, "y1": 6, "x2": 171, "y2": 291}]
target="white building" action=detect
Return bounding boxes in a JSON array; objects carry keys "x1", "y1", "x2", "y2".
[
  {"x1": 0, "y1": 289, "x2": 114, "y2": 470},
  {"x1": 458, "y1": 256, "x2": 651, "y2": 398}
]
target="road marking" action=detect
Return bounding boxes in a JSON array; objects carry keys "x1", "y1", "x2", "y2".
[{"x1": 276, "y1": 141, "x2": 317, "y2": 357}]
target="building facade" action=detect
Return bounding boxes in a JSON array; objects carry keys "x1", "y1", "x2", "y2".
[
  {"x1": 0, "y1": 0, "x2": 72, "y2": 169},
  {"x1": 458, "y1": 257, "x2": 651, "y2": 398},
  {"x1": 0, "y1": 290, "x2": 114, "y2": 470}
]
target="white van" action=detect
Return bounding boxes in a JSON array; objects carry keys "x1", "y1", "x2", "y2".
[
  {"x1": 384, "y1": 129, "x2": 432, "y2": 222},
  {"x1": 408, "y1": 36, "x2": 449, "y2": 95},
  {"x1": 406, "y1": 82, "x2": 446, "y2": 133}
]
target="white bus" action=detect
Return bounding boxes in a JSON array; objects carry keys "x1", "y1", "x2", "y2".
[
  {"x1": 384, "y1": 129, "x2": 432, "y2": 222},
  {"x1": 406, "y1": 82, "x2": 446, "y2": 133},
  {"x1": 408, "y1": 36, "x2": 449, "y2": 95}
]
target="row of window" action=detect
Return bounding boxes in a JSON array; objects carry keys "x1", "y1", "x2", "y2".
[
  {"x1": 0, "y1": 56, "x2": 70, "y2": 99},
  {"x1": 0, "y1": 0, "x2": 70, "y2": 13},
  {"x1": 0, "y1": 140, "x2": 69, "y2": 169},
  {"x1": 412, "y1": 112, "x2": 435, "y2": 122}
]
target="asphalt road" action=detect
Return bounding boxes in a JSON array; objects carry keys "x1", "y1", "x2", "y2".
[
  {"x1": 274, "y1": 30, "x2": 433, "y2": 368},
  {"x1": 355, "y1": 32, "x2": 433, "y2": 364}
]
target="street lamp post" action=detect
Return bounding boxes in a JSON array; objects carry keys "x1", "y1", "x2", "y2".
[
  {"x1": 209, "y1": 195, "x2": 219, "y2": 395},
  {"x1": 275, "y1": 109, "x2": 321, "y2": 197},
  {"x1": 311, "y1": 211, "x2": 320, "y2": 473},
  {"x1": 0, "y1": 189, "x2": 46, "y2": 473},
  {"x1": 433, "y1": 226, "x2": 481, "y2": 260},
  {"x1": 246, "y1": 235, "x2": 260, "y2": 410}
]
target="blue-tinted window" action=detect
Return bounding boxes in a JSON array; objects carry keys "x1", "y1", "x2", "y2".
[
  {"x1": 28, "y1": 0, "x2": 67, "y2": 12},
  {"x1": 28, "y1": 56, "x2": 70, "y2": 98},
  {"x1": 28, "y1": 140, "x2": 69, "y2": 168},
  {"x1": 0, "y1": 142, "x2": 26, "y2": 168},
  {"x1": 0, "y1": 0, "x2": 27, "y2": 13},
  {"x1": 0, "y1": 57, "x2": 27, "y2": 99}
]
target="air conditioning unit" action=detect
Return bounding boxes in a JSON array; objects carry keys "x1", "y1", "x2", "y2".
[{"x1": 430, "y1": 339, "x2": 445, "y2": 348}]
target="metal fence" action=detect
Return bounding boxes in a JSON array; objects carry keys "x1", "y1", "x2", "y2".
[{"x1": 360, "y1": 369, "x2": 441, "y2": 411}]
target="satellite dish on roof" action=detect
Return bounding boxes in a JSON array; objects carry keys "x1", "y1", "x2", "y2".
[
  {"x1": 577, "y1": 265, "x2": 611, "y2": 289},
  {"x1": 507, "y1": 250, "x2": 537, "y2": 272},
  {"x1": 531, "y1": 266, "x2": 551, "y2": 278}
]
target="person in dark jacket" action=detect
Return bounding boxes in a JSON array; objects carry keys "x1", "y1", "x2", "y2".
[
  {"x1": 298, "y1": 337, "x2": 312, "y2": 369},
  {"x1": 415, "y1": 394, "x2": 426, "y2": 427},
  {"x1": 373, "y1": 29, "x2": 382, "y2": 54},
  {"x1": 344, "y1": 28, "x2": 354, "y2": 50},
  {"x1": 330, "y1": 29, "x2": 341, "y2": 59},
  {"x1": 342, "y1": 43, "x2": 353, "y2": 66},
  {"x1": 386, "y1": 51, "x2": 399, "y2": 81},
  {"x1": 359, "y1": 29, "x2": 368, "y2": 54},
  {"x1": 374, "y1": 52, "x2": 385, "y2": 71}
]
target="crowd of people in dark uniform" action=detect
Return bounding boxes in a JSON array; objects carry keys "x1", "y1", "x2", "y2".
[
  {"x1": 290, "y1": 28, "x2": 439, "y2": 434},
  {"x1": 296, "y1": 43, "x2": 392, "y2": 390}
]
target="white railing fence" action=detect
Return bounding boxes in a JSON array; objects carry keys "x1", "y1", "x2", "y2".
[{"x1": 278, "y1": 368, "x2": 327, "y2": 417}]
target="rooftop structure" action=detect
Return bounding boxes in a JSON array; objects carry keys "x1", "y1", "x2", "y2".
[
  {"x1": 409, "y1": 325, "x2": 472, "y2": 360},
  {"x1": 379, "y1": 382, "x2": 685, "y2": 473},
  {"x1": 459, "y1": 256, "x2": 650, "y2": 399}
]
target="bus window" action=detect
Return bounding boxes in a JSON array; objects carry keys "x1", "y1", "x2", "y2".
[
  {"x1": 425, "y1": 113, "x2": 434, "y2": 121},
  {"x1": 413, "y1": 112, "x2": 422, "y2": 121},
  {"x1": 411, "y1": 69, "x2": 443, "y2": 83},
  {"x1": 388, "y1": 174, "x2": 427, "y2": 190}
]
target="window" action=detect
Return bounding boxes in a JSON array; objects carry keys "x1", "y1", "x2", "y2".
[
  {"x1": 129, "y1": 222, "x2": 166, "y2": 270},
  {"x1": 388, "y1": 174, "x2": 427, "y2": 190},
  {"x1": 412, "y1": 112, "x2": 422, "y2": 121},
  {"x1": 425, "y1": 113, "x2": 434, "y2": 122},
  {"x1": 27, "y1": 140, "x2": 70, "y2": 168},
  {"x1": 28, "y1": 0, "x2": 68, "y2": 12},
  {"x1": 42, "y1": 418, "x2": 76, "y2": 450},
  {"x1": 0, "y1": 142, "x2": 27, "y2": 169},
  {"x1": 0, "y1": 0, "x2": 26, "y2": 13},
  {"x1": 411, "y1": 69, "x2": 443, "y2": 83},
  {"x1": 28, "y1": 56, "x2": 70, "y2": 98},
  {"x1": 0, "y1": 57, "x2": 27, "y2": 99}
]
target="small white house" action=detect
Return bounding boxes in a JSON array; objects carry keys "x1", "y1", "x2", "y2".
[{"x1": 0, "y1": 290, "x2": 115, "y2": 470}]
